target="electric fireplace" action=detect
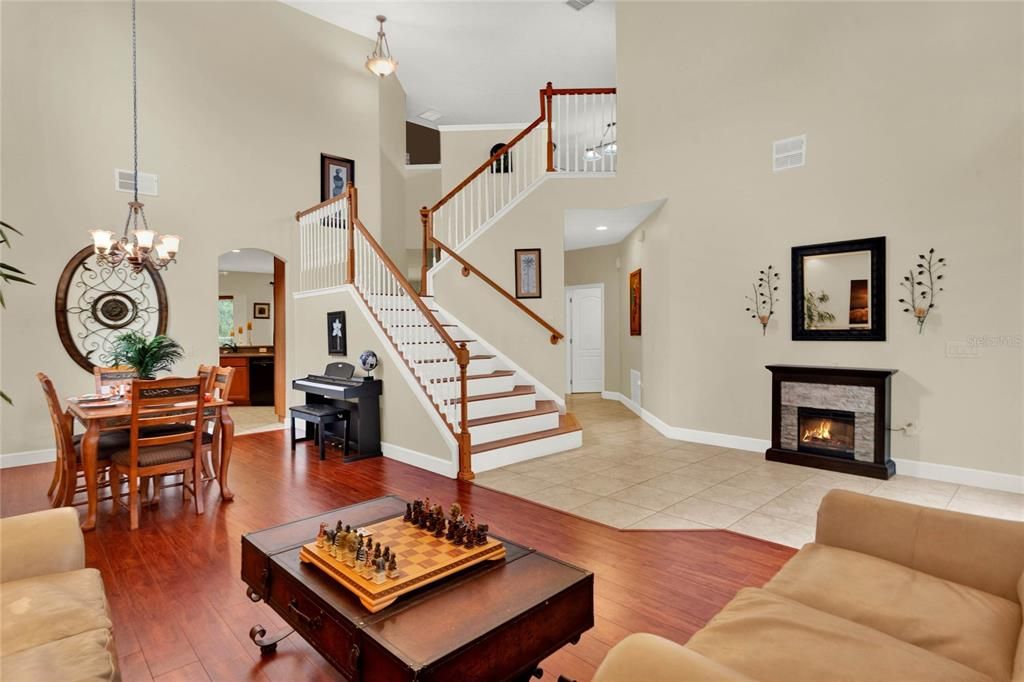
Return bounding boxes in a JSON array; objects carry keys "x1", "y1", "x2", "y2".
[{"x1": 797, "y1": 407, "x2": 856, "y2": 459}]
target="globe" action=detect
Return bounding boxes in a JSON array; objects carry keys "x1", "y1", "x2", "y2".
[{"x1": 359, "y1": 350, "x2": 379, "y2": 375}]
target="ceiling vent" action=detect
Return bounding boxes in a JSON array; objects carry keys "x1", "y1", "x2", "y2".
[
  {"x1": 418, "y1": 109, "x2": 443, "y2": 122},
  {"x1": 114, "y1": 168, "x2": 159, "y2": 196},
  {"x1": 772, "y1": 135, "x2": 806, "y2": 173},
  {"x1": 566, "y1": 0, "x2": 594, "y2": 10}
]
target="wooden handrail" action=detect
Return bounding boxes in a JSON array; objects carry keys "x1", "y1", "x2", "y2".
[
  {"x1": 428, "y1": 113, "x2": 546, "y2": 214},
  {"x1": 294, "y1": 187, "x2": 349, "y2": 221},
  {"x1": 549, "y1": 87, "x2": 617, "y2": 96},
  {"x1": 430, "y1": 237, "x2": 564, "y2": 345}
]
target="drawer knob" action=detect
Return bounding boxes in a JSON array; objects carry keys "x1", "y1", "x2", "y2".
[{"x1": 288, "y1": 599, "x2": 322, "y2": 630}]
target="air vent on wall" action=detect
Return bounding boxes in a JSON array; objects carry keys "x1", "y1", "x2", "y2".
[
  {"x1": 566, "y1": 0, "x2": 594, "y2": 10},
  {"x1": 773, "y1": 135, "x2": 806, "y2": 173},
  {"x1": 114, "y1": 168, "x2": 159, "y2": 196}
]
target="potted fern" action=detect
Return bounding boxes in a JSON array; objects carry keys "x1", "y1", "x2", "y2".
[{"x1": 104, "y1": 331, "x2": 184, "y2": 380}]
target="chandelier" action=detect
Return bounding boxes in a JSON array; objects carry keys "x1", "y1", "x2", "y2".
[
  {"x1": 365, "y1": 15, "x2": 398, "y2": 78},
  {"x1": 89, "y1": 0, "x2": 179, "y2": 273},
  {"x1": 584, "y1": 122, "x2": 618, "y2": 162}
]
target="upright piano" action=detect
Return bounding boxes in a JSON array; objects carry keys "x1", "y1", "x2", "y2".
[{"x1": 292, "y1": 374, "x2": 383, "y2": 462}]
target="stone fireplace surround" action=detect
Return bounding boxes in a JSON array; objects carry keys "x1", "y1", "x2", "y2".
[{"x1": 767, "y1": 365, "x2": 897, "y2": 479}]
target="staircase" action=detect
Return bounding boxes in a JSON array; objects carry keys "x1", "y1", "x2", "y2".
[{"x1": 294, "y1": 83, "x2": 615, "y2": 480}]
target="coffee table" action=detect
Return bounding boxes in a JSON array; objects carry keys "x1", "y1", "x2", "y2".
[{"x1": 241, "y1": 496, "x2": 594, "y2": 681}]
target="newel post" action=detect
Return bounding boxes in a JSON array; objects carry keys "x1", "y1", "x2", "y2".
[
  {"x1": 419, "y1": 207, "x2": 431, "y2": 296},
  {"x1": 544, "y1": 82, "x2": 555, "y2": 172},
  {"x1": 345, "y1": 183, "x2": 357, "y2": 284},
  {"x1": 455, "y1": 342, "x2": 474, "y2": 481}
]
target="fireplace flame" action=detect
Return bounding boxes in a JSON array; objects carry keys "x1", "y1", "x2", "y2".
[{"x1": 802, "y1": 419, "x2": 832, "y2": 442}]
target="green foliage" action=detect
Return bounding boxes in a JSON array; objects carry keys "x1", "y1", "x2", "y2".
[
  {"x1": 804, "y1": 289, "x2": 836, "y2": 328},
  {"x1": 1, "y1": 220, "x2": 34, "y2": 404},
  {"x1": 217, "y1": 298, "x2": 235, "y2": 342},
  {"x1": 104, "y1": 332, "x2": 184, "y2": 380}
]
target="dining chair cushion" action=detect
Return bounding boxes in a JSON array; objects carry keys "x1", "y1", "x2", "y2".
[
  {"x1": 70, "y1": 431, "x2": 130, "y2": 462},
  {"x1": 110, "y1": 443, "x2": 195, "y2": 468}
]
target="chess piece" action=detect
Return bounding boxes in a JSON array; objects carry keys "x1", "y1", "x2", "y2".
[
  {"x1": 346, "y1": 532, "x2": 359, "y2": 567},
  {"x1": 373, "y1": 543, "x2": 382, "y2": 560},
  {"x1": 404, "y1": 503, "x2": 412, "y2": 522},
  {"x1": 383, "y1": 546, "x2": 391, "y2": 562},
  {"x1": 332, "y1": 532, "x2": 343, "y2": 559},
  {"x1": 453, "y1": 524, "x2": 465, "y2": 547},
  {"x1": 362, "y1": 548, "x2": 374, "y2": 579},
  {"x1": 434, "y1": 518, "x2": 445, "y2": 538},
  {"x1": 350, "y1": 536, "x2": 363, "y2": 568},
  {"x1": 316, "y1": 522, "x2": 327, "y2": 549},
  {"x1": 387, "y1": 556, "x2": 399, "y2": 579},
  {"x1": 445, "y1": 520, "x2": 456, "y2": 541},
  {"x1": 449, "y1": 502, "x2": 462, "y2": 523},
  {"x1": 476, "y1": 523, "x2": 489, "y2": 546},
  {"x1": 373, "y1": 556, "x2": 387, "y2": 584}
]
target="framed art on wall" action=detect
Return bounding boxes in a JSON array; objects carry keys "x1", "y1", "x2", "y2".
[
  {"x1": 253, "y1": 302, "x2": 270, "y2": 319},
  {"x1": 321, "y1": 154, "x2": 355, "y2": 201},
  {"x1": 629, "y1": 268, "x2": 642, "y2": 336},
  {"x1": 514, "y1": 248, "x2": 542, "y2": 299},
  {"x1": 327, "y1": 310, "x2": 347, "y2": 356}
]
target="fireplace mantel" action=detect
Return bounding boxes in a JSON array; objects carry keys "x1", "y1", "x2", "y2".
[{"x1": 765, "y1": 365, "x2": 897, "y2": 479}]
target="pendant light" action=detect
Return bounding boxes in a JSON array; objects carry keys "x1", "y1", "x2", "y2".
[
  {"x1": 89, "y1": 0, "x2": 179, "y2": 273},
  {"x1": 365, "y1": 15, "x2": 398, "y2": 78}
]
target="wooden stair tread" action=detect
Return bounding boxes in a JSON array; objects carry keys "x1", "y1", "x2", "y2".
[
  {"x1": 468, "y1": 400, "x2": 559, "y2": 427},
  {"x1": 430, "y1": 370, "x2": 514, "y2": 384},
  {"x1": 449, "y1": 385, "x2": 535, "y2": 404},
  {"x1": 471, "y1": 414, "x2": 582, "y2": 454}
]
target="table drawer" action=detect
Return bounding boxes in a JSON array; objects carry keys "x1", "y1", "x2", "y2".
[{"x1": 268, "y1": 566, "x2": 360, "y2": 679}]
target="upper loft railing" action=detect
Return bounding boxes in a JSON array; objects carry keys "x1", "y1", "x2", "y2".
[
  {"x1": 296, "y1": 184, "x2": 475, "y2": 481},
  {"x1": 419, "y1": 84, "x2": 616, "y2": 337}
]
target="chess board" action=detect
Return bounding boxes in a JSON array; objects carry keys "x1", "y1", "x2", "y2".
[{"x1": 298, "y1": 514, "x2": 506, "y2": 613}]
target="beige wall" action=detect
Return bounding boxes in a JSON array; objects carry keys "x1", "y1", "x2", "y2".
[
  {"x1": 612, "y1": 2, "x2": 1023, "y2": 476},
  {"x1": 564, "y1": 244, "x2": 622, "y2": 394},
  {"x1": 439, "y1": 127, "x2": 523, "y2": 197},
  {"x1": 218, "y1": 272, "x2": 275, "y2": 346},
  {"x1": 402, "y1": 166, "x2": 442, "y2": 282},
  {"x1": 0, "y1": 1, "x2": 407, "y2": 457},
  {"x1": 379, "y1": 76, "x2": 408, "y2": 269},
  {"x1": 291, "y1": 289, "x2": 453, "y2": 463}
]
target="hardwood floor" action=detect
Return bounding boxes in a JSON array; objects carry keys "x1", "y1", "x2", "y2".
[{"x1": 0, "y1": 431, "x2": 795, "y2": 681}]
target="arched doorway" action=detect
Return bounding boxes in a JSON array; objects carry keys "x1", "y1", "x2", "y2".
[{"x1": 217, "y1": 248, "x2": 286, "y2": 434}]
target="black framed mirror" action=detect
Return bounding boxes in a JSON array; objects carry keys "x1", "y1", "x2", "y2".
[{"x1": 792, "y1": 236, "x2": 886, "y2": 341}]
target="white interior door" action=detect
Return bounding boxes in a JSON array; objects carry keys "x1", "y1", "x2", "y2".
[{"x1": 566, "y1": 285, "x2": 604, "y2": 393}]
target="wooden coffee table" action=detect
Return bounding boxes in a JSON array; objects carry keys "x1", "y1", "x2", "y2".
[{"x1": 241, "y1": 496, "x2": 594, "y2": 682}]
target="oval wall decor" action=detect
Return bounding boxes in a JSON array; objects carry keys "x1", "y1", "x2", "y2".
[{"x1": 54, "y1": 246, "x2": 169, "y2": 372}]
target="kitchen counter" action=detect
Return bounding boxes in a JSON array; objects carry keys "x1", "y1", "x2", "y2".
[{"x1": 219, "y1": 352, "x2": 273, "y2": 358}]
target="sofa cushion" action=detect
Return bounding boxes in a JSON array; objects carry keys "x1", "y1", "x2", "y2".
[
  {"x1": 685, "y1": 588, "x2": 991, "y2": 682},
  {"x1": 765, "y1": 543, "x2": 1020, "y2": 681},
  {"x1": 0, "y1": 628, "x2": 118, "y2": 682},
  {"x1": 0, "y1": 568, "x2": 112, "y2": 657},
  {"x1": 1014, "y1": 572, "x2": 1024, "y2": 682}
]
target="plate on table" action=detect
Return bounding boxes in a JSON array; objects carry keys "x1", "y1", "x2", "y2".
[
  {"x1": 69, "y1": 393, "x2": 109, "y2": 403},
  {"x1": 82, "y1": 399, "x2": 127, "y2": 408}
]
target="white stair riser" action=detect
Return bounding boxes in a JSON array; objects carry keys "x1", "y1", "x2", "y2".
[
  {"x1": 470, "y1": 411, "x2": 561, "y2": 445},
  {"x1": 378, "y1": 310, "x2": 440, "y2": 326},
  {"x1": 414, "y1": 357, "x2": 496, "y2": 380},
  {"x1": 467, "y1": 393, "x2": 536, "y2": 420},
  {"x1": 399, "y1": 341, "x2": 485, "y2": 357},
  {"x1": 461, "y1": 374, "x2": 514, "y2": 397},
  {"x1": 473, "y1": 431, "x2": 583, "y2": 473}
]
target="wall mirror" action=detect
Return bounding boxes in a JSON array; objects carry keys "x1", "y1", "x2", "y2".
[{"x1": 792, "y1": 237, "x2": 886, "y2": 341}]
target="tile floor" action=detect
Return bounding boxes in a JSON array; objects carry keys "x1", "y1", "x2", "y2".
[
  {"x1": 473, "y1": 394, "x2": 1024, "y2": 548},
  {"x1": 231, "y1": 406, "x2": 286, "y2": 435}
]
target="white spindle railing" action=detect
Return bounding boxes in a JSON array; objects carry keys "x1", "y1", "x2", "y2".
[
  {"x1": 352, "y1": 226, "x2": 462, "y2": 430},
  {"x1": 551, "y1": 92, "x2": 618, "y2": 174},
  {"x1": 297, "y1": 196, "x2": 348, "y2": 291}
]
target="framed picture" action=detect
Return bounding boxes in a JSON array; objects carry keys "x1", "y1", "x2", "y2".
[
  {"x1": 489, "y1": 142, "x2": 512, "y2": 174},
  {"x1": 327, "y1": 310, "x2": 347, "y2": 356},
  {"x1": 629, "y1": 269, "x2": 642, "y2": 336},
  {"x1": 252, "y1": 302, "x2": 271, "y2": 319},
  {"x1": 514, "y1": 248, "x2": 542, "y2": 299},
  {"x1": 320, "y1": 154, "x2": 355, "y2": 202}
]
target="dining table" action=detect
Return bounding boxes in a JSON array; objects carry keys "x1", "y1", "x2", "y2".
[{"x1": 66, "y1": 396, "x2": 236, "y2": 531}]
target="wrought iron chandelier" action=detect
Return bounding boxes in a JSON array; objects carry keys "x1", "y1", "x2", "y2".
[
  {"x1": 89, "y1": 0, "x2": 179, "y2": 273},
  {"x1": 365, "y1": 15, "x2": 398, "y2": 79},
  {"x1": 584, "y1": 122, "x2": 618, "y2": 162}
]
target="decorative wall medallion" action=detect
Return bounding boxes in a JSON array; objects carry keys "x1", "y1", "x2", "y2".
[{"x1": 54, "y1": 246, "x2": 168, "y2": 372}]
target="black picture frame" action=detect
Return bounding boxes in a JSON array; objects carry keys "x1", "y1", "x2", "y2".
[
  {"x1": 327, "y1": 310, "x2": 347, "y2": 356},
  {"x1": 253, "y1": 302, "x2": 270, "y2": 319},
  {"x1": 320, "y1": 154, "x2": 356, "y2": 202},
  {"x1": 792, "y1": 236, "x2": 886, "y2": 341}
]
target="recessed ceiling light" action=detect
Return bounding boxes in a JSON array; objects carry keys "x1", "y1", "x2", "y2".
[
  {"x1": 419, "y1": 109, "x2": 442, "y2": 122},
  {"x1": 596, "y1": 225, "x2": 608, "y2": 231},
  {"x1": 231, "y1": 249, "x2": 241, "y2": 253}
]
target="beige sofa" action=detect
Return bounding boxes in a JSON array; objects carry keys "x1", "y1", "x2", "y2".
[
  {"x1": 594, "y1": 490, "x2": 1024, "y2": 682},
  {"x1": 0, "y1": 508, "x2": 119, "y2": 681}
]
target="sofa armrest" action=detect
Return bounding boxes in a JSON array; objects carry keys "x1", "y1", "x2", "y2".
[
  {"x1": 593, "y1": 633, "x2": 754, "y2": 682},
  {"x1": 816, "y1": 490, "x2": 1024, "y2": 602},
  {"x1": 0, "y1": 508, "x2": 85, "y2": 583}
]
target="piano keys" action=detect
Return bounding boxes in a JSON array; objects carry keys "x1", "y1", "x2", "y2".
[{"x1": 292, "y1": 374, "x2": 383, "y2": 461}]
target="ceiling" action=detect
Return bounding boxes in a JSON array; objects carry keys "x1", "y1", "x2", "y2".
[
  {"x1": 564, "y1": 199, "x2": 665, "y2": 251},
  {"x1": 218, "y1": 249, "x2": 275, "y2": 274},
  {"x1": 284, "y1": 1, "x2": 617, "y2": 126}
]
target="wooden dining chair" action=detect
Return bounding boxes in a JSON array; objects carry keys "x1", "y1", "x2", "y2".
[
  {"x1": 37, "y1": 373, "x2": 126, "y2": 508},
  {"x1": 197, "y1": 364, "x2": 215, "y2": 393},
  {"x1": 108, "y1": 376, "x2": 205, "y2": 530},
  {"x1": 200, "y1": 365, "x2": 234, "y2": 481},
  {"x1": 93, "y1": 365, "x2": 138, "y2": 393}
]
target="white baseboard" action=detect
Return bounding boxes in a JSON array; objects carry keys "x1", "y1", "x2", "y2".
[
  {"x1": 599, "y1": 392, "x2": 1024, "y2": 494},
  {"x1": 382, "y1": 442, "x2": 458, "y2": 479},
  {"x1": 0, "y1": 448, "x2": 56, "y2": 469},
  {"x1": 472, "y1": 430, "x2": 583, "y2": 474}
]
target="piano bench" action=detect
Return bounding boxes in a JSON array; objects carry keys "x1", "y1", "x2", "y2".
[{"x1": 289, "y1": 405, "x2": 351, "y2": 461}]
